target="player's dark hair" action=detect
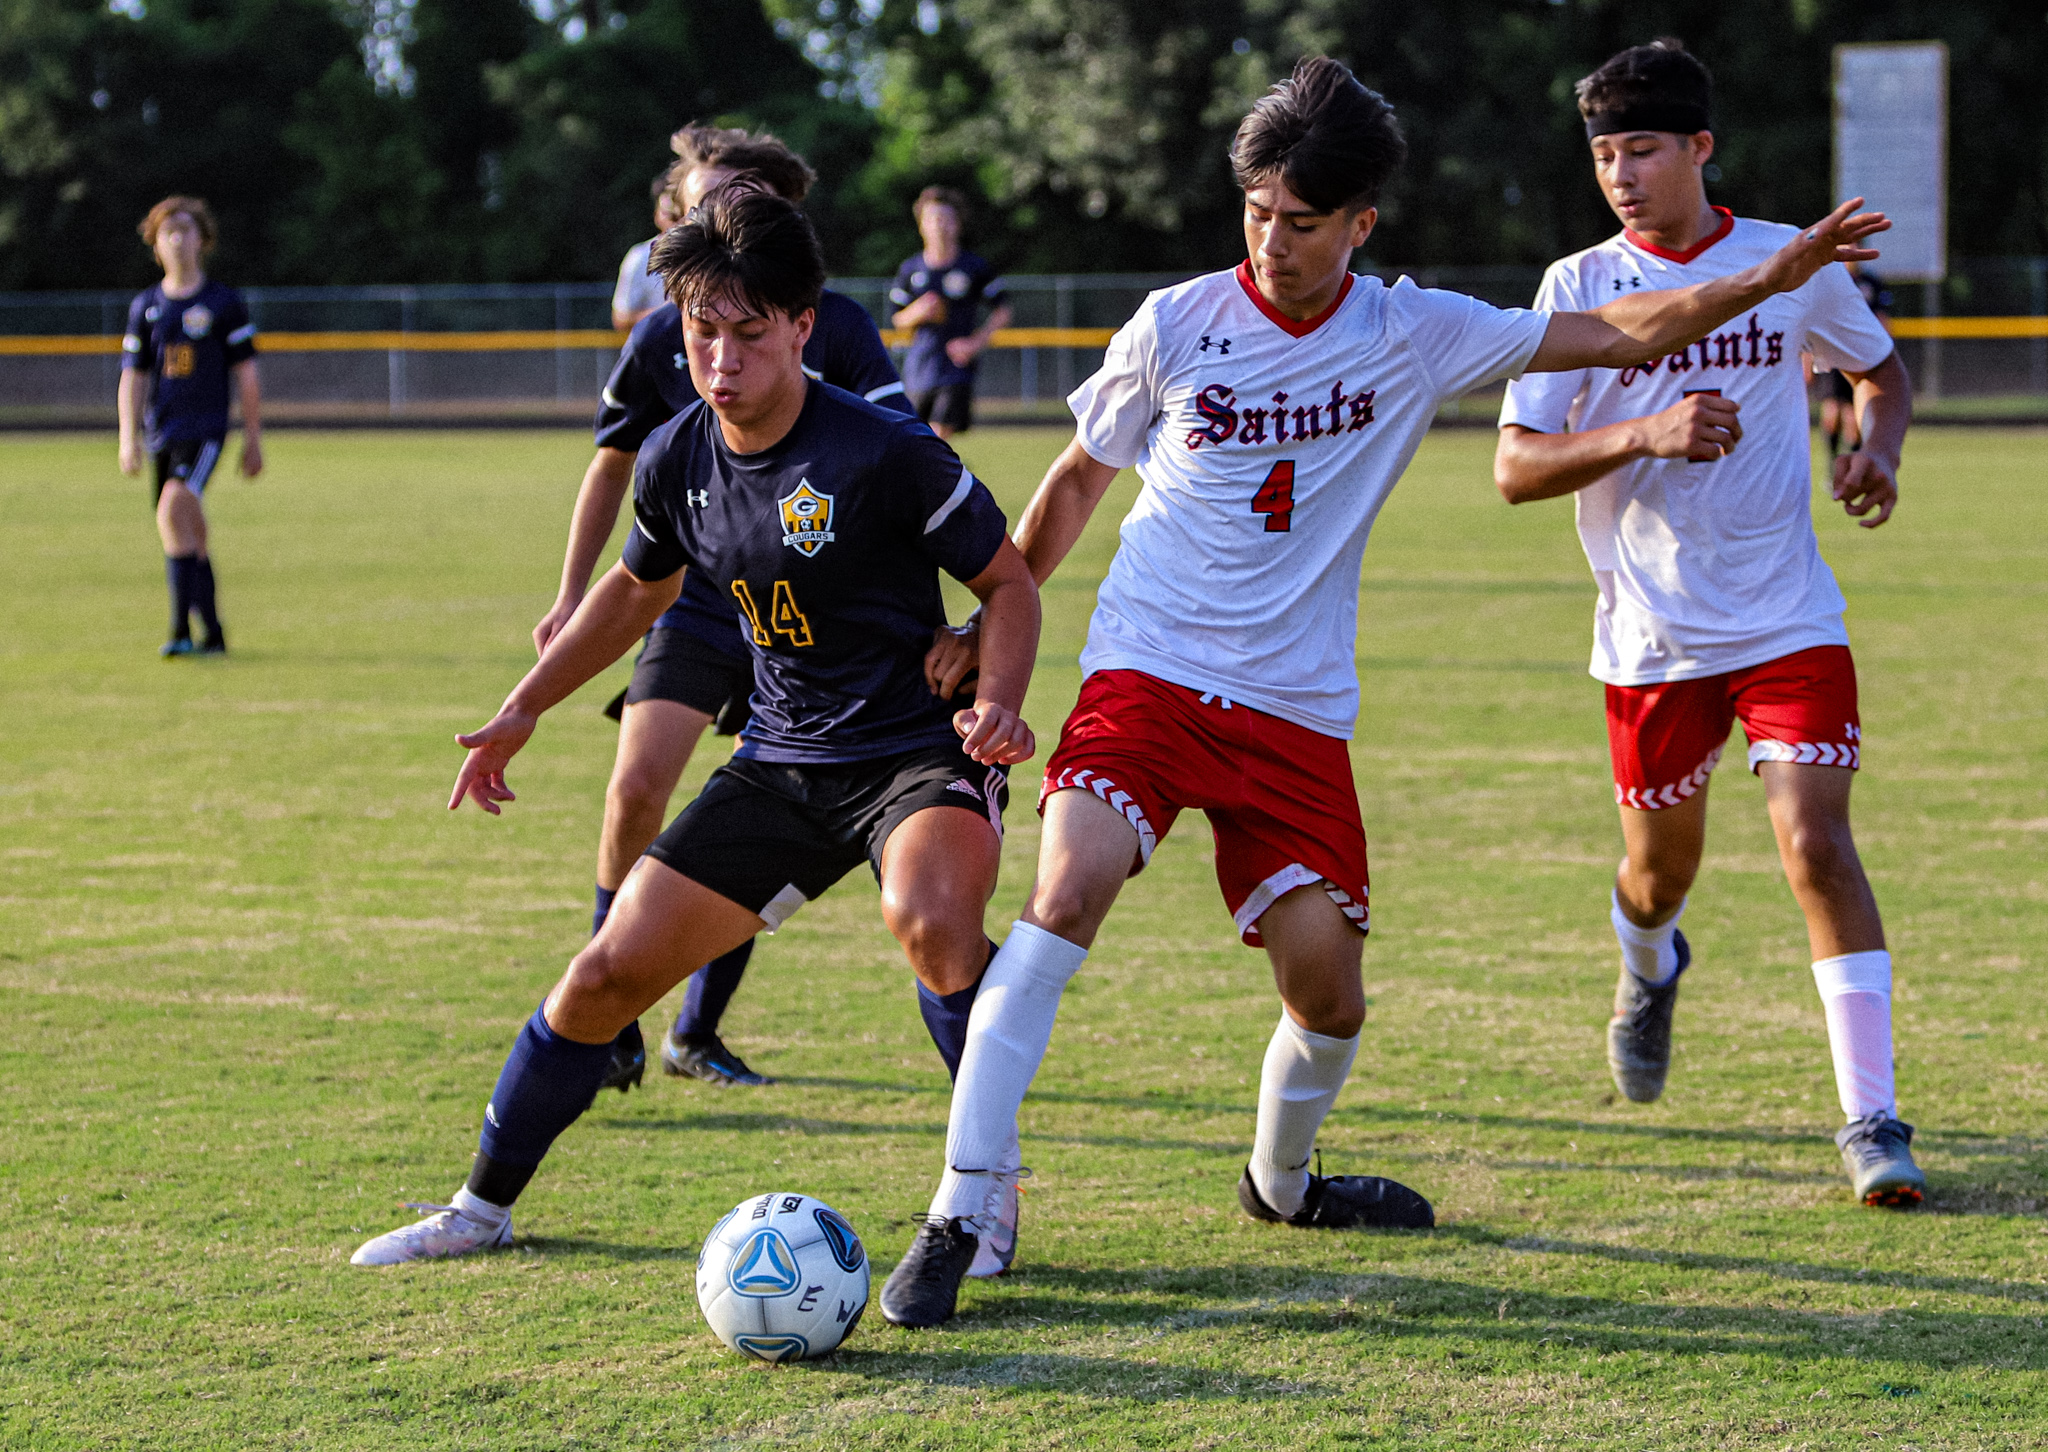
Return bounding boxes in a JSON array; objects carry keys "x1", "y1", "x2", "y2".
[
  {"x1": 914, "y1": 184, "x2": 968, "y2": 221},
  {"x1": 652, "y1": 184, "x2": 824, "y2": 322},
  {"x1": 1230, "y1": 57, "x2": 1406, "y2": 213},
  {"x1": 668, "y1": 123, "x2": 816, "y2": 204},
  {"x1": 138, "y1": 196, "x2": 217, "y2": 252},
  {"x1": 1576, "y1": 39, "x2": 1713, "y2": 139}
]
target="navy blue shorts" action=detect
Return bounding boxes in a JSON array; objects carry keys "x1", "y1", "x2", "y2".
[{"x1": 153, "y1": 437, "x2": 225, "y2": 504}]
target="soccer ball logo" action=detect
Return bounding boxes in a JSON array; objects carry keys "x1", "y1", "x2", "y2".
[
  {"x1": 696, "y1": 1192, "x2": 869, "y2": 1362},
  {"x1": 779, "y1": 480, "x2": 836, "y2": 557}
]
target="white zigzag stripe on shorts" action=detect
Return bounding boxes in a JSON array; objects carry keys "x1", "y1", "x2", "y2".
[
  {"x1": 1747, "y1": 738, "x2": 1861, "y2": 770},
  {"x1": 1615, "y1": 744, "x2": 1723, "y2": 811},
  {"x1": 1041, "y1": 767, "x2": 1158, "y2": 864}
]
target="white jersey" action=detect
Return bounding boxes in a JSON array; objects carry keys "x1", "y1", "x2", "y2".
[
  {"x1": 1500, "y1": 212, "x2": 1894, "y2": 687},
  {"x1": 1069, "y1": 264, "x2": 1549, "y2": 738},
  {"x1": 613, "y1": 237, "x2": 667, "y2": 319}
]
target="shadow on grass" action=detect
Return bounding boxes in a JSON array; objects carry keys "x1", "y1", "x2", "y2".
[
  {"x1": 592, "y1": 1109, "x2": 1247, "y2": 1157},
  {"x1": 949, "y1": 1261, "x2": 2048, "y2": 1370},
  {"x1": 822, "y1": 1346, "x2": 1325, "y2": 1402}
]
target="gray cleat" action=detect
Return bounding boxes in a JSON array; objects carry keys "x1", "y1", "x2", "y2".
[
  {"x1": 1836, "y1": 1113, "x2": 1926, "y2": 1208},
  {"x1": 1606, "y1": 929, "x2": 1689, "y2": 1103}
]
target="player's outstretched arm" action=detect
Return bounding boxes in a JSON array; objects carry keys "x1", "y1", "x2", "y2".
[
  {"x1": 233, "y1": 359, "x2": 263, "y2": 478},
  {"x1": 1528, "y1": 199, "x2": 1890, "y2": 374},
  {"x1": 451, "y1": 563, "x2": 683, "y2": 814},
  {"x1": 1015, "y1": 438, "x2": 1121, "y2": 586},
  {"x1": 951, "y1": 538, "x2": 1041, "y2": 766},
  {"x1": 535, "y1": 446, "x2": 637, "y2": 655}
]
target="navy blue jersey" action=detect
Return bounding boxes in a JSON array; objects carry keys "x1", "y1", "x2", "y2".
[
  {"x1": 596, "y1": 290, "x2": 912, "y2": 656},
  {"x1": 889, "y1": 251, "x2": 1006, "y2": 393},
  {"x1": 122, "y1": 281, "x2": 256, "y2": 448},
  {"x1": 622, "y1": 382, "x2": 1008, "y2": 764}
]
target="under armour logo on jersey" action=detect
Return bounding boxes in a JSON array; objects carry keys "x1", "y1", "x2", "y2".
[
  {"x1": 1612, "y1": 276, "x2": 1644, "y2": 291},
  {"x1": 1198, "y1": 334, "x2": 1232, "y2": 354},
  {"x1": 672, "y1": 353, "x2": 685, "y2": 371},
  {"x1": 685, "y1": 489, "x2": 709, "y2": 508}
]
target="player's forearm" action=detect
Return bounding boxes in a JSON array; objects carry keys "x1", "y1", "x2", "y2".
[
  {"x1": 117, "y1": 371, "x2": 147, "y2": 441},
  {"x1": 1494, "y1": 421, "x2": 1649, "y2": 504},
  {"x1": 1850, "y1": 351, "x2": 1911, "y2": 473},
  {"x1": 966, "y1": 568, "x2": 1041, "y2": 715},
  {"x1": 233, "y1": 360, "x2": 262, "y2": 436},
  {"x1": 507, "y1": 563, "x2": 679, "y2": 716},
  {"x1": 1015, "y1": 440, "x2": 1118, "y2": 586},
  {"x1": 556, "y1": 449, "x2": 637, "y2": 604}
]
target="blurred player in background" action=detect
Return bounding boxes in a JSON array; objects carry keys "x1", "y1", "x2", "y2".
[
  {"x1": 536, "y1": 125, "x2": 916, "y2": 1096},
  {"x1": 352, "y1": 189, "x2": 1039, "y2": 1267},
  {"x1": 117, "y1": 197, "x2": 262, "y2": 658},
  {"x1": 1493, "y1": 41, "x2": 1920, "y2": 1207},
  {"x1": 612, "y1": 173, "x2": 682, "y2": 331},
  {"x1": 881, "y1": 56, "x2": 1890, "y2": 1329},
  {"x1": 890, "y1": 187, "x2": 1010, "y2": 439}
]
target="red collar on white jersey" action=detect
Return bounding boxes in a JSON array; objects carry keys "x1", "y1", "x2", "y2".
[
  {"x1": 1234, "y1": 261, "x2": 1356, "y2": 339},
  {"x1": 1623, "y1": 206, "x2": 1735, "y2": 265}
]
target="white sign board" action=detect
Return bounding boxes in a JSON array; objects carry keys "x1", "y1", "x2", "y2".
[{"x1": 1833, "y1": 42, "x2": 1947, "y2": 282}]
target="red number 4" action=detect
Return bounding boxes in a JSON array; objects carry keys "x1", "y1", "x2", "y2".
[{"x1": 1251, "y1": 460, "x2": 1296, "y2": 532}]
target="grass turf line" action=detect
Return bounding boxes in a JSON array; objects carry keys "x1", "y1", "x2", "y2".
[{"x1": 0, "y1": 426, "x2": 2043, "y2": 1449}]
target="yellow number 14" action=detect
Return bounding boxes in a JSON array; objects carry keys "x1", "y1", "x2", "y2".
[{"x1": 731, "y1": 579, "x2": 814, "y2": 647}]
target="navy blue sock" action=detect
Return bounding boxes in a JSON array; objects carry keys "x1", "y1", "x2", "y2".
[
  {"x1": 467, "y1": 1006, "x2": 615, "y2": 1207},
  {"x1": 673, "y1": 939, "x2": 754, "y2": 1039},
  {"x1": 918, "y1": 941, "x2": 997, "y2": 1081},
  {"x1": 191, "y1": 556, "x2": 221, "y2": 640},
  {"x1": 165, "y1": 554, "x2": 196, "y2": 640},
  {"x1": 592, "y1": 884, "x2": 617, "y2": 937}
]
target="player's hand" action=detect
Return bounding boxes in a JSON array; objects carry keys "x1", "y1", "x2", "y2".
[
  {"x1": 533, "y1": 595, "x2": 581, "y2": 657},
  {"x1": 1832, "y1": 449, "x2": 1898, "y2": 528},
  {"x1": 953, "y1": 700, "x2": 1034, "y2": 766},
  {"x1": 1761, "y1": 199, "x2": 1889, "y2": 295},
  {"x1": 240, "y1": 437, "x2": 264, "y2": 478},
  {"x1": 449, "y1": 707, "x2": 538, "y2": 814},
  {"x1": 118, "y1": 437, "x2": 142, "y2": 476},
  {"x1": 945, "y1": 335, "x2": 982, "y2": 368},
  {"x1": 924, "y1": 618, "x2": 981, "y2": 697},
  {"x1": 1640, "y1": 393, "x2": 1742, "y2": 462}
]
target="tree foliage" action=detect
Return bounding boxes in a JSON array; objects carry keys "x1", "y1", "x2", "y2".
[{"x1": 0, "y1": 0, "x2": 2039, "y2": 288}]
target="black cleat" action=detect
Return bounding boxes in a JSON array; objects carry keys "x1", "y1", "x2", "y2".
[
  {"x1": 880, "y1": 1216, "x2": 980, "y2": 1328},
  {"x1": 196, "y1": 631, "x2": 227, "y2": 656},
  {"x1": 1238, "y1": 1162, "x2": 1435, "y2": 1230},
  {"x1": 1606, "y1": 929, "x2": 1689, "y2": 1103},
  {"x1": 598, "y1": 1019, "x2": 645, "y2": 1094},
  {"x1": 661, "y1": 1030, "x2": 772, "y2": 1086}
]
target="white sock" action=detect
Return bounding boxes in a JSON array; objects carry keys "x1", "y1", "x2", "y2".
[
  {"x1": 1611, "y1": 888, "x2": 1686, "y2": 984},
  {"x1": 451, "y1": 1186, "x2": 510, "y2": 1226},
  {"x1": 1249, "y1": 1013, "x2": 1359, "y2": 1218},
  {"x1": 929, "y1": 922, "x2": 1088, "y2": 1227},
  {"x1": 1812, "y1": 950, "x2": 1897, "y2": 1121}
]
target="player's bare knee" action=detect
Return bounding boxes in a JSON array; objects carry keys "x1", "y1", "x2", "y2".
[{"x1": 1782, "y1": 822, "x2": 1860, "y2": 897}]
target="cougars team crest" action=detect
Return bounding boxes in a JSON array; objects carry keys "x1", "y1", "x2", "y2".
[
  {"x1": 779, "y1": 480, "x2": 835, "y2": 556},
  {"x1": 181, "y1": 306, "x2": 213, "y2": 339}
]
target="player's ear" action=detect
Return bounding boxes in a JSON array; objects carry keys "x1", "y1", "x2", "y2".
[
  {"x1": 1349, "y1": 206, "x2": 1377, "y2": 249},
  {"x1": 1692, "y1": 131, "x2": 1715, "y2": 167},
  {"x1": 792, "y1": 306, "x2": 815, "y2": 350}
]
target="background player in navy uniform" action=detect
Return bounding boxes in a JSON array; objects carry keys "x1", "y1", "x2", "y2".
[
  {"x1": 1819, "y1": 265, "x2": 1891, "y2": 459},
  {"x1": 889, "y1": 186, "x2": 1010, "y2": 440},
  {"x1": 352, "y1": 186, "x2": 1040, "y2": 1266},
  {"x1": 533, "y1": 126, "x2": 916, "y2": 1094},
  {"x1": 117, "y1": 197, "x2": 262, "y2": 657}
]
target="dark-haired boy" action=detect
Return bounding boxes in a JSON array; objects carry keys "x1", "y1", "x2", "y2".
[
  {"x1": 117, "y1": 196, "x2": 262, "y2": 657},
  {"x1": 353, "y1": 187, "x2": 1040, "y2": 1266},
  {"x1": 536, "y1": 126, "x2": 916, "y2": 1096},
  {"x1": 1494, "y1": 40, "x2": 1921, "y2": 1207},
  {"x1": 880, "y1": 55, "x2": 1889, "y2": 1328},
  {"x1": 889, "y1": 186, "x2": 1010, "y2": 440}
]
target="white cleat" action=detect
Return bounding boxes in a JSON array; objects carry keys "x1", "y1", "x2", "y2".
[
  {"x1": 350, "y1": 1198, "x2": 511, "y2": 1266},
  {"x1": 966, "y1": 1173, "x2": 1022, "y2": 1279}
]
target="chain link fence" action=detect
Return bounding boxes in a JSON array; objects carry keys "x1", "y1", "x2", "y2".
[{"x1": 4, "y1": 261, "x2": 2043, "y2": 428}]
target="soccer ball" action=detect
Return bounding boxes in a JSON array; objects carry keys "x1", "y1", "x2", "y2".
[{"x1": 695, "y1": 1191, "x2": 870, "y2": 1362}]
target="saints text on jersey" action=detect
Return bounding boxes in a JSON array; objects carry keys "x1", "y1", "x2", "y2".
[{"x1": 1184, "y1": 380, "x2": 1377, "y2": 451}]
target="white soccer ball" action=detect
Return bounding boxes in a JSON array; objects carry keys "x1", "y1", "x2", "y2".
[{"x1": 695, "y1": 1191, "x2": 870, "y2": 1362}]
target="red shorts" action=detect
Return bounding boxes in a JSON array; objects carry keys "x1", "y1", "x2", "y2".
[
  {"x1": 1606, "y1": 645, "x2": 1861, "y2": 811},
  {"x1": 1038, "y1": 669, "x2": 1369, "y2": 945}
]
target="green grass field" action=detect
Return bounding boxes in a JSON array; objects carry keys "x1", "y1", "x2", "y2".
[{"x1": 2, "y1": 424, "x2": 2044, "y2": 1449}]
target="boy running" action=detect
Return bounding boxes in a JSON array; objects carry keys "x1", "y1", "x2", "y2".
[
  {"x1": 881, "y1": 56, "x2": 1890, "y2": 1328},
  {"x1": 353, "y1": 188, "x2": 1039, "y2": 1267},
  {"x1": 117, "y1": 197, "x2": 262, "y2": 657},
  {"x1": 1493, "y1": 41, "x2": 1921, "y2": 1207},
  {"x1": 535, "y1": 126, "x2": 915, "y2": 1095}
]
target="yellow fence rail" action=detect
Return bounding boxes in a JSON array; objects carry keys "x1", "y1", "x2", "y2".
[{"x1": 0, "y1": 326, "x2": 1125, "y2": 357}]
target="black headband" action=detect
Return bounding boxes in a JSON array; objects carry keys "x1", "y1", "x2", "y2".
[{"x1": 1584, "y1": 102, "x2": 1711, "y2": 140}]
